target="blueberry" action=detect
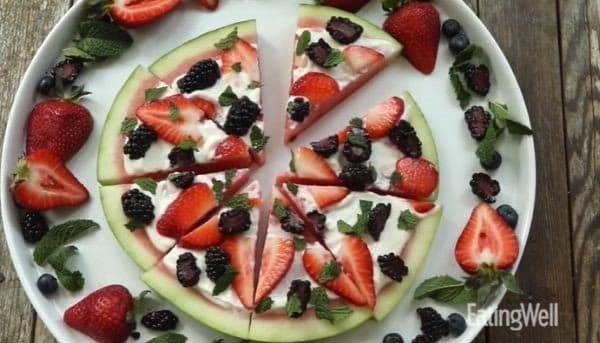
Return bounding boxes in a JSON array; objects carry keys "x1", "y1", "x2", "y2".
[
  {"x1": 481, "y1": 151, "x2": 502, "y2": 170},
  {"x1": 447, "y1": 313, "x2": 467, "y2": 336},
  {"x1": 382, "y1": 332, "x2": 404, "y2": 343},
  {"x1": 497, "y1": 204, "x2": 519, "y2": 228},
  {"x1": 37, "y1": 274, "x2": 58, "y2": 295},
  {"x1": 37, "y1": 75, "x2": 55, "y2": 95},
  {"x1": 449, "y1": 34, "x2": 471, "y2": 55},
  {"x1": 442, "y1": 19, "x2": 462, "y2": 38}
]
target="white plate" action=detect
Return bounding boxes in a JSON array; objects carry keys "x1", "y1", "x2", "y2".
[{"x1": 1, "y1": 0, "x2": 535, "y2": 342}]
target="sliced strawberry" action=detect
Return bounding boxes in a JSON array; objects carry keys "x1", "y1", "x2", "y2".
[
  {"x1": 110, "y1": 0, "x2": 181, "y2": 28},
  {"x1": 392, "y1": 157, "x2": 438, "y2": 199},
  {"x1": 215, "y1": 136, "x2": 252, "y2": 164},
  {"x1": 343, "y1": 46, "x2": 385, "y2": 74},
  {"x1": 303, "y1": 245, "x2": 366, "y2": 306},
  {"x1": 136, "y1": 94, "x2": 205, "y2": 145},
  {"x1": 222, "y1": 236, "x2": 255, "y2": 309},
  {"x1": 12, "y1": 150, "x2": 89, "y2": 211},
  {"x1": 364, "y1": 96, "x2": 404, "y2": 139},
  {"x1": 337, "y1": 126, "x2": 350, "y2": 144},
  {"x1": 196, "y1": 0, "x2": 219, "y2": 11},
  {"x1": 290, "y1": 72, "x2": 340, "y2": 108},
  {"x1": 318, "y1": 0, "x2": 370, "y2": 12},
  {"x1": 307, "y1": 185, "x2": 349, "y2": 210},
  {"x1": 292, "y1": 147, "x2": 337, "y2": 182},
  {"x1": 221, "y1": 39, "x2": 259, "y2": 81},
  {"x1": 189, "y1": 97, "x2": 216, "y2": 118},
  {"x1": 338, "y1": 236, "x2": 376, "y2": 309},
  {"x1": 409, "y1": 200, "x2": 436, "y2": 213},
  {"x1": 254, "y1": 237, "x2": 295, "y2": 304},
  {"x1": 178, "y1": 216, "x2": 224, "y2": 249},
  {"x1": 455, "y1": 203, "x2": 519, "y2": 274},
  {"x1": 156, "y1": 183, "x2": 217, "y2": 238}
]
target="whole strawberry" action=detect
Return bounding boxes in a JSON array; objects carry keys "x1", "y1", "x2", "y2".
[
  {"x1": 26, "y1": 84, "x2": 93, "y2": 161},
  {"x1": 64, "y1": 285, "x2": 133, "y2": 343},
  {"x1": 383, "y1": 0, "x2": 441, "y2": 74}
]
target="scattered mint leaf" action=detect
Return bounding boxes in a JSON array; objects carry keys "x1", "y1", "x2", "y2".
[
  {"x1": 337, "y1": 220, "x2": 354, "y2": 234},
  {"x1": 255, "y1": 297, "x2": 274, "y2": 314},
  {"x1": 414, "y1": 275, "x2": 465, "y2": 299},
  {"x1": 212, "y1": 179, "x2": 226, "y2": 204},
  {"x1": 177, "y1": 138, "x2": 197, "y2": 151},
  {"x1": 289, "y1": 150, "x2": 297, "y2": 173},
  {"x1": 500, "y1": 271, "x2": 524, "y2": 294},
  {"x1": 145, "y1": 87, "x2": 167, "y2": 102},
  {"x1": 48, "y1": 246, "x2": 84, "y2": 291},
  {"x1": 323, "y1": 49, "x2": 344, "y2": 68},
  {"x1": 214, "y1": 27, "x2": 239, "y2": 50},
  {"x1": 381, "y1": 0, "x2": 402, "y2": 12},
  {"x1": 133, "y1": 289, "x2": 153, "y2": 313},
  {"x1": 250, "y1": 125, "x2": 269, "y2": 153},
  {"x1": 453, "y1": 44, "x2": 486, "y2": 67},
  {"x1": 390, "y1": 171, "x2": 402, "y2": 186},
  {"x1": 285, "y1": 181, "x2": 298, "y2": 195},
  {"x1": 309, "y1": 286, "x2": 329, "y2": 306},
  {"x1": 319, "y1": 261, "x2": 341, "y2": 284},
  {"x1": 224, "y1": 169, "x2": 236, "y2": 188},
  {"x1": 224, "y1": 194, "x2": 251, "y2": 211},
  {"x1": 33, "y1": 220, "x2": 99, "y2": 266},
  {"x1": 218, "y1": 86, "x2": 238, "y2": 107},
  {"x1": 349, "y1": 117, "x2": 363, "y2": 128},
  {"x1": 286, "y1": 294, "x2": 303, "y2": 317},
  {"x1": 247, "y1": 81, "x2": 261, "y2": 89},
  {"x1": 231, "y1": 62, "x2": 242, "y2": 73},
  {"x1": 62, "y1": 46, "x2": 95, "y2": 61},
  {"x1": 337, "y1": 200, "x2": 373, "y2": 235},
  {"x1": 368, "y1": 164, "x2": 378, "y2": 183},
  {"x1": 125, "y1": 219, "x2": 145, "y2": 232},
  {"x1": 476, "y1": 125, "x2": 497, "y2": 166},
  {"x1": 135, "y1": 178, "x2": 157, "y2": 195},
  {"x1": 293, "y1": 236, "x2": 306, "y2": 251},
  {"x1": 316, "y1": 305, "x2": 353, "y2": 324},
  {"x1": 347, "y1": 132, "x2": 369, "y2": 148},
  {"x1": 449, "y1": 67, "x2": 471, "y2": 109},
  {"x1": 488, "y1": 101, "x2": 533, "y2": 135},
  {"x1": 272, "y1": 199, "x2": 288, "y2": 221},
  {"x1": 75, "y1": 20, "x2": 133, "y2": 58},
  {"x1": 212, "y1": 264, "x2": 238, "y2": 295},
  {"x1": 168, "y1": 102, "x2": 181, "y2": 121},
  {"x1": 146, "y1": 332, "x2": 187, "y2": 343},
  {"x1": 296, "y1": 30, "x2": 311, "y2": 55},
  {"x1": 397, "y1": 209, "x2": 419, "y2": 230},
  {"x1": 120, "y1": 117, "x2": 137, "y2": 135}
]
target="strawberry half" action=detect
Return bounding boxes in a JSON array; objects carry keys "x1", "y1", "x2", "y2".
[
  {"x1": 196, "y1": 0, "x2": 219, "y2": 11},
  {"x1": 136, "y1": 94, "x2": 205, "y2": 145},
  {"x1": 307, "y1": 185, "x2": 349, "y2": 210},
  {"x1": 110, "y1": 0, "x2": 181, "y2": 28},
  {"x1": 222, "y1": 236, "x2": 256, "y2": 309},
  {"x1": 317, "y1": 0, "x2": 370, "y2": 13},
  {"x1": 409, "y1": 200, "x2": 436, "y2": 214},
  {"x1": 363, "y1": 96, "x2": 404, "y2": 139},
  {"x1": 338, "y1": 235, "x2": 376, "y2": 309},
  {"x1": 303, "y1": 245, "x2": 366, "y2": 306},
  {"x1": 392, "y1": 157, "x2": 438, "y2": 199},
  {"x1": 156, "y1": 183, "x2": 217, "y2": 238},
  {"x1": 64, "y1": 285, "x2": 133, "y2": 343},
  {"x1": 455, "y1": 203, "x2": 519, "y2": 274},
  {"x1": 292, "y1": 147, "x2": 338, "y2": 182},
  {"x1": 12, "y1": 150, "x2": 89, "y2": 211},
  {"x1": 215, "y1": 136, "x2": 252, "y2": 164},
  {"x1": 190, "y1": 97, "x2": 216, "y2": 118},
  {"x1": 178, "y1": 216, "x2": 224, "y2": 249},
  {"x1": 343, "y1": 45, "x2": 385, "y2": 74},
  {"x1": 290, "y1": 72, "x2": 340, "y2": 108},
  {"x1": 221, "y1": 39, "x2": 259, "y2": 81},
  {"x1": 254, "y1": 237, "x2": 295, "y2": 304}
]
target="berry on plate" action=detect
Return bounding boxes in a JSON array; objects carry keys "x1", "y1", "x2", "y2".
[
  {"x1": 316, "y1": 0, "x2": 370, "y2": 13},
  {"x1": 196, "y1": 0, "x2": 219, "y2": 11},
  {"x1": 391, "y1": 157, "x2": 439, "y2": 200},
  {"x1": 110, "y1": 0, "x2": 181, "y2": 28}
]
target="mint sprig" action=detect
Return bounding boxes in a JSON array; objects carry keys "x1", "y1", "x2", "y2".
[
  {"x1": 310, "y1": 287, "x2": 353, "y2": 324},
  {"x1": 134, "y1": 178, "x2": 157, "y2": 195},
  {"x1": 48, "y1": 246, "x2": 84, "y2": 291},
  {"x1": 218, "y1": 86, "x2": 238, "y2": 107},
  {"x1": 250, "y1": 125, "x2": 269, "y2": 153},
  {"x1": 146, "y1": 332, "x2": 187, "y2": 343},
  {"x1": 319, "y1": 261, "x2": 341, "y2": 284},
  {"x1": 296, "y1": 30, "x2": 311, "y2": 56},
  {"x1": 120, "y1": 117, "x2": 137, "y2": 135},
  {"x1": 337, "y1": 200, "x2": 373, "y2": 235},
  {"x1": 488, "y1": 101, "x2": 533, "y2": 135},
  {"x1": 323, "y1": 49, "x2": 344, "y2": 68},
  {"x1": 255, "y1": 297, "x2": 274, "y2": 314},
  {"x1": 33, "y1": 220, "x2": 99, "y2": 265},
  {"x1": 223, "y1": 194, "x2": 251, "y2": 211},
  {"x1": 65, "y1": 20, "x2": 133, "y2": 60},
  {"x1": 145, "y1": 87, "x2": 167, "y2": 102},
  {"x1": 212, "y1": 265, "x2": 238, "y2": 295}
]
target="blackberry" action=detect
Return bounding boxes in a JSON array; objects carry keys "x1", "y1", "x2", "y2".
[
  {"x1": 383, "y1": 333, "x2": 404, "y2": 343},
  {"x1": 343, "y1": 127, "x2": 372, "y2": 162},
  {"x1": 176, "y1": 252, "x2": 201, "y2": 287},
  {"x1": 442, "y1": 19, "x2": 462, "y2": 39},
  {"x1": 141, "y1": 310, "x2": 179, "y2": 331},
  {"x1": 281, "y1": 212, "x2": 305, "y2": 235},
  {"x1": 481, "y1": 151, "x2": 502, "y2": 170},
  {"x1": 306, "y1": 39, "x2": 333, "y2": 67},
  {"x1": 377, "y1": 253, "x2": 408, "y2": 282},
  {"x1": 121, "y1": 189, "x2": 155, "y2": 224},
  {"x1": 37, "y1": 75, "x2": 55, "y2": 95},
  {"x1": 306, "y1": 210, "x2": 327, "y2": 232},
  {"x1": 288, "y1": 97, "x2": 310, "y2": 122},
  {"x1": 20, "y1": 211, "x2": 48, "y2": 243},
  {"x1": 447, "y1": 313, "x2": 467, "y2": 336},
  {"x1": 411, "y1": 334, "x2": 434, "y2": 343},
  {"x1": 463, "y1": 64, "x2": 491, "y2": 96},
  {"x1": 338, "y1": 163, "x2": 375, "y2": 191},
  {"x1": 123, "y1": 125, "x2": 158, "y2": 160},
  {"x1": 310, "y1": 135, "x2": 339, "y2": 157},
  {"x1": 469, "y1": 173, "x2": 500, "y2": 203},
  {"x1": 205, "y1": 247, "x2": 231, "y2": 282},
  {"x1": 219, "y1": 208, "x2": 251, "y2": 234},
  {"x1": 326, "y1": 17, "x2": 363, "y2": 44},
  {"x1": 388, "y1": 120, "x2": 422, "y2": 158},
  {"x1": 51, "y1": 58, "x2": 83, "y2": 85},
  {"x1": 368, "y1": 203, "x2": 391, "y2": 241},
  {"x1": 464, "y1": 106, "x2": 491, "y2": 141},
  {"x1": 130, "y1": 332, "x2": 141, "y2": 340},
  {"x1": 177, "y1": 59, "x2": 220, "y2": 93},
  {"x1": 224, "y1": 96, "x2": 260, "y2": 136},
  {"x1": 37, "y1": 273, "x2": 58, "y2": 295},
  {"x1": 169, "y1": 172, "x2": 195, "y2": 189},
  {"x1": 497, "y1": 204, "x2": 519, "y2": 228},
  {"x1": 168, "y1": 147, "x2": 195, "y2": 167},
  {"x1": 449, "y1": 34, "x2": 470, "y2": 55},
  {"x1": 286, "y1": 280, "x2": 311, "y2": 318},
  {"x1": 416, "y1": 307, "x2": 449, "y2": 341}
]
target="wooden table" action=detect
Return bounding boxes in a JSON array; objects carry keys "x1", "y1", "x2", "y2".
[{"x1": 0, "y1": 1, "x2": 597, "y2": 342}]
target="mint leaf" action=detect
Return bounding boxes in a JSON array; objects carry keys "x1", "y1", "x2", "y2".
[
  {"x1": 349, "y1": 117, "x2": 363, "y2": 128},
  {"x1": 255, "y1": 297, "x2": 273, "y2": 314},
  {"x1": 414, "y1": 275, "x2": 465, "y2": 300},
  {"x1": 323, "y1": 49, "x2": 344, "y2": 68},
  {"x1": 125, "y1": 219, "x2": 145, "y2": 232},
  {"x1": 231, "y1": 62, "x2": 242, "y2": 73},
  {"x1": 453, "y1": 44, "x2": 486, "y2": 67},
  {"x1": 289, "y1": 150, "x2": 296, "y2": 173},
  {"x1": 488, "y1": 101, "x2": 533, "y2": 135},
  {"x1": 309, "y1": 286, "x2": 329, "y2": 306},
  {"x1": 382, "y1": 0, "x2": 402, "y2": 12},
  {"x1": 135, "y1": 178, "x2": 157, "y2": 195},
  {"x1": 34, "y1": 220, "x2": 99, "y2": 266},
  {"x1": 247, "y1": 81, "x2": 261, "y2": 89},
  {"x1": 272, "y1": 198, "x2": 288, "y2": 221},
  {"x1": 285, "y1": 181, "x2": 298, "y2": 195},
  {"x1": 76, "y1": 36, "x2": 132, "y2": 58},
  {"x1": 120, "y1": 117, "x2": 137, "y2": 135},
  {"x1": 337, "y1": 220, "x2": 354, "y2": 234},
  {"x1": 48, "y1": 246, "x2": 84, "y2": 291},
  {"x1": 319, "y1": 261, "x2": 341, "y2": 283},
  {"x1": 316, "y1": 306, "x2": 353, "y2": 324},
  {"x1": 214, "y1": 27, "x2": 238, "y2": 50},
  {"x1": 347, "y1": 132, "x2": 369, "y2": 148},
  {"x1": 168, "y1": 102, "x2": 181, "y2": 121},
  {"x1": 145, "y1": 87, "x2": 167, "y2": 102},
  {"x1": 476, "y1": 125, "x2": 497, "y2": 166},
  {"x1": 296, "y1": 30, "x2": 311, "y2": 55},
  {"x1": 218, "y1": 86, "x2": 238, "y2": 107},
  {"x1": 212, "y1": 264, "x2": 238, "y2": 295},
  {"x1": 293, "y1": 236, "x2": 306, "y2": 251},
  {"x1": 449, "y1": 67, "x2": 471, "y2": 109},
  {"x1": 390, "y1": 171, "x2": 402, "y2": 186},
  {"x1": 337, "y1": 200, "x2": 373, "y2": 235},
  {"x1": 177, "y1": 138, "x2": 197, "y2": 151},
  {"x1": 500, "y1": 272, "x2": 524, "y2": 294},
  {"x1": 146, "y1": 332, "x2": 187, "y2": 343},
  {"x1": 250, "y1": 125, "x2": 269, "y2": 153},
  {"x1": 224, "y1": 169, "x2": 235, "y2": 188},
  {"x1": 397, "y1": 209, "x2": 419, "y2": 230},
  {"x1": 62, "y1": 46, "x2": 95, "y2": 61},
  {"x1": 286, "y1": 294, "x2": 302, "y2": 317},
  {"x1": 211, "y1": 179, "x2": 226, "y2": 204},
  {"x1": 224, "y1": 194, "x2": 251, "y2": 211}
]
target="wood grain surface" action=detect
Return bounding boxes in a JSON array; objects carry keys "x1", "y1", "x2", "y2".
[{"x1": 0, "y1": 1, "x2": 597, "y2": 342}]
